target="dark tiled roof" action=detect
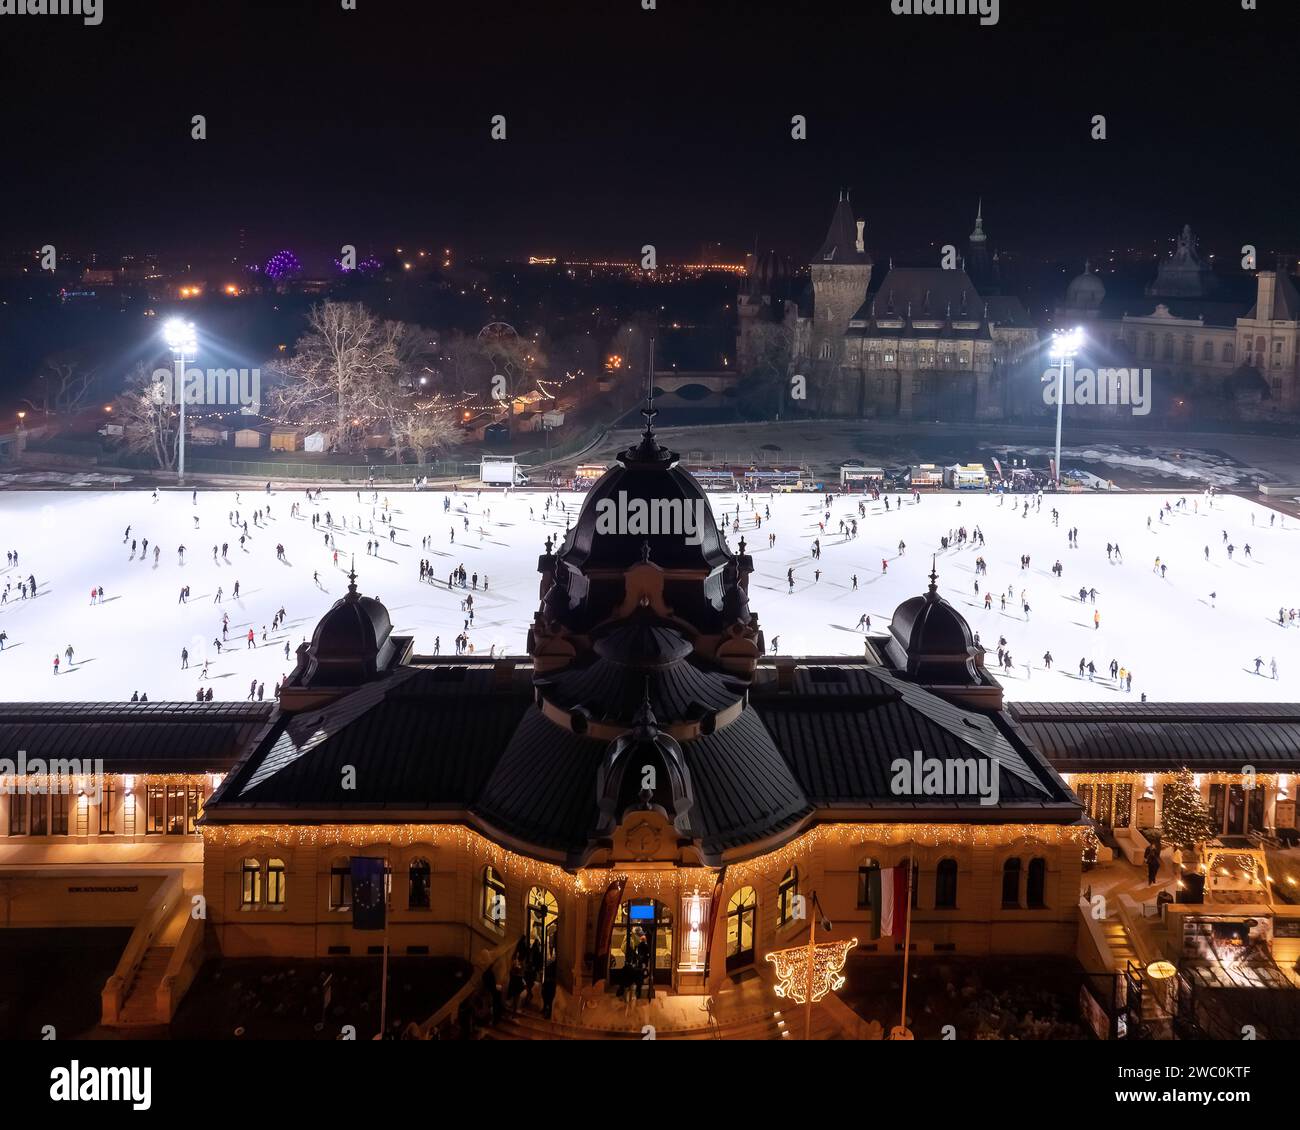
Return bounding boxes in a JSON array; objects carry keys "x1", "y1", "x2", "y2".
[
  {"x1": 750, "y1": 666, "x2": 1074, "y2": 812},
  {"x1": 815, "y1": 197, "x2": 868, "y2": 265},
  {"x1": 860, "y1": 268, "x2": 983, "y2": 322},
  {"x1": 472, "y1": 707, "x2": 610, "y2": 852},
  {"x1": 1008, "y1": 702, "x2": 1300, "y2": 770},
  {"x1": 537, "y1": 652, "x2": 746, "y2": 725},
  {"x1": 473, "y1": 704, "x2": 811, "y2": 861},
  {"x1": 983, "y1": 295, "x2": 1033, "y2": 328},
  {"x1": 205, "y1": 657, "x2": 1083, "y2": 861},
  {"x1": 223, "y1": 668, "x2": 533, "y2": 808},
  {"x1": 0, "y1": 701, "x2": 273, "y2": 773},
  {"x1": 685, "y1": 708, "x2": 812, "y2": 853}
]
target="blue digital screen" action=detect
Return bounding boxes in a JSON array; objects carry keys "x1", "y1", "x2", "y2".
[{"x1": 629, "y1": 905, "x2": 655, "y2": 921}]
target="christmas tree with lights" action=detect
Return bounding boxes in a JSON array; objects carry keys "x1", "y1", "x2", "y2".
[{"x1": 1160, "y1": 768, "x2": 1215, "y2": 866}]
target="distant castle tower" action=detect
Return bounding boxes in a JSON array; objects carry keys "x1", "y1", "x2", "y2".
[{"x1": 810, "y1": 192, "x2": 872, "y2": 362}]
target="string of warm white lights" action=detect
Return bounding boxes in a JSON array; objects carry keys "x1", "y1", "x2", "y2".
[
  {"x1": 203, "y1": 820, "x2": 1097, "y2": 898},
  {"x1": 767, "y1": 938, "x2": 858, "y2": 1005}
]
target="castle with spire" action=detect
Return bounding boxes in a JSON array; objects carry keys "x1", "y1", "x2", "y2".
[{"x1": 738, "y1": 194, "x2": 1037, "y2": 420}]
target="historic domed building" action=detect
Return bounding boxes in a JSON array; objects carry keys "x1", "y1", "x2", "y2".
[{"x1": 197, "y1": 413, "x2": 1087, "y2": 1010}]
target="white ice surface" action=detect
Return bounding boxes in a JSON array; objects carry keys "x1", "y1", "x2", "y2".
[{"x1": 0, "y1": 487, "x2": 1297, "y2": 704}]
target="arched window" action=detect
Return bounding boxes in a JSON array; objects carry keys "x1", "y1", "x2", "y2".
[
  {"x1": 1001, "y1": 858, "x2": 1021, "y2": 908},
  {"x1": 1027, "y1": 858, "x2": 1048, "y2": 908},
  {"x1": 1162, "y1": 334, "x2": 1175, "y2": 360},
  {"x1": 1223, "y1": 342, "x2": 1234, "y2": 363},
  {"x1": 820, "y1": 341, "x2": 833, "y2": 360},
  {"x1": 1182, "y1": 336, "x2": 1193, "y2": 362},
  {"x1": 1201, "y1": 340, "x2": 1214, "y2": 360},
  {"x1": 1143, "y1": 332, "x2": 1154, "y2": 358},
  {"x1": 482, "y1": 865, "x2": 506, "y2": 930},
  {"x1": 266, "y1": 858, "x2": 286, "y2": 907},
  {"x1": 857, "y1": 858, "x2": 879, "y2": 908},
  {"x1": 726, "y1": 887, "x2": 757, "y2": 970},
  {"x1": 935, "y1": 859, "x2": 958, "y2": 909},
  {"x1": 241, "y1": 858, "x2": 262, "y2": 909},
  {"x1": 329, "y1": 857, "x2": 352, "y2": 911},
  {"x1": 777, "y1": 866, "x2": 800, "y2": 926},
  {"x1": 408, "y1": 857, "x2": 431, "y2": 910}
]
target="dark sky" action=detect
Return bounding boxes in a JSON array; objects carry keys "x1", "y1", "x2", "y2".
[{"x1": 2, "y1": 0, "x2": 1295, "y2": 265}]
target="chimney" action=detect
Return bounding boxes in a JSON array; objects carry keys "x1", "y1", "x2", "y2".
[{"x1": 855, "y1": 221, "x2": 866, "y2": 254}]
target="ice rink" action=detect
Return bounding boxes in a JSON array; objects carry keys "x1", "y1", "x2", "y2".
[{"x1": 0, "y1": 485, "x2": 1297, "y2": 704}]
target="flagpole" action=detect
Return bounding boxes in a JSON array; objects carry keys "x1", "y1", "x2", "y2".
[
  {"x1": 803, "y1": 894, "x2": 816, "y2": 1040},
  {"x1": 379, "y1": 851, "x2": 391, "y2": 1039},
  {"x1": 897, "y1": 842, "x2": 916, "y2": 1037}
]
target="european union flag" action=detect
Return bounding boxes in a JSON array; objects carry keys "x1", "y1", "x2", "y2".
[{"x1": 350, "y1": 856, "x2": 387, "y2": 932}]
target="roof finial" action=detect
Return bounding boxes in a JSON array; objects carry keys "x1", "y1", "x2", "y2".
[
  {"x1": 640, "y1": 335, "x2": 658, "y2": 438},
  {"x1": 347, "y1": 556, "x2": 359, "y2": 598},
  {"x1": 928, "y1": 555, "x2": 939, "y2": 595}
]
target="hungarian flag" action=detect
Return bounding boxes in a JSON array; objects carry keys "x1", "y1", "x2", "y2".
[
  {"x1": 869, "y1": 866, "x2": 910, "y2": 939},
  {"x1": 350, "y1": 856, "x2": 387, "y2": 932}
]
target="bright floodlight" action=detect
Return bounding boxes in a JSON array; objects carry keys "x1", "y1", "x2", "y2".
[
  {"x1": 1050, "y1": 326, "x2": 1083, "y2": 359},
  {"x1": 163, "y1": 318, "x2": 197, "y2": 355}
]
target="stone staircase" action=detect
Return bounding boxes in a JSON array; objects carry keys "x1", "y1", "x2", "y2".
[
  {"x1": 1103, "y1": 918, "x2": 1136, "y2": 969},
  {"x1": 116, "y1": 946, "x2": 174, "y2": 1026}
]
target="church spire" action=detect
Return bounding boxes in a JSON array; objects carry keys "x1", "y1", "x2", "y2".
[{"x1": 970, "y1": 198, "x2": 987, "y2": 245}]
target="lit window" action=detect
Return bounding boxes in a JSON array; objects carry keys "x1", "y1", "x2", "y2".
[
  {"x1": 241, "y1": 858, "x2": 263, "y2": 909},
  {"x1": 726, "y1": 886, "x2": 757, "y2": 969},
  {"x1": 267, "y1": 858, "x2": 287, "y2": 907},
  {"x1": 777, "y1": 866, "x2": 800, "y2": 926},
  {"x1": 330, "y1": 858, "x2": 352, "y2": 911},
  {"x1": 483, "y1": 865, "x2": 507, "y2": 930}
]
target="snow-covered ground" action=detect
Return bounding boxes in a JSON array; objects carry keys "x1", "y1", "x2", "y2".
[{"x1": 0, "y1": 486, "x2": 1297, "y2": 704}]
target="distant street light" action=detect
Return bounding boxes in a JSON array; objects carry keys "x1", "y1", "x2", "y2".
[
  {"x1": 1048, "y1": 327, "x2": 1083, "y2": 486},
  {"x1": 163, "y1": 318, "x2": 198, "y2": 485}
]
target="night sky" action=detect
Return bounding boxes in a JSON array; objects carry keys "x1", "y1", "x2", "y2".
[{"x1": 2, "y1": 0, "x2": 1296, "y2": 264}]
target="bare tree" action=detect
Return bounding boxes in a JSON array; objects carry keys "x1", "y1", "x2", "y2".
[
  {"x1": 265, "y1": 301, "x2": 405, "y2": 452},
  {"x1": 386, "y1": 404, "x2": 460, "y2": 465},
  {"x1": 738, "y1": 320, "x2": 797, "y2": 419},
  {"x1": 112, "y1": 362, "x2": 179, "y2": 470},
  {"x1": 46, "y1": 360, "x2": 99, "y2": 416},
  {"x1": 438, "y1": 331, "x2": 492, "y2": 396}
]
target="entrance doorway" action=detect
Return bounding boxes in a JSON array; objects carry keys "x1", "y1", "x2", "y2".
[
  {"x1": 609, "y1": 899, "x2": 673, "y2": 990},
  {"x1": 526, "y1": 886, "x2": 559, "y2": 967},
  {"x1": 1209, "y1": 784, "x2": 1265, "y2": 837}
]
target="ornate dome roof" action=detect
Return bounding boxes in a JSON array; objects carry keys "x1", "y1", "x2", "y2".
[
  {"x1": 304, "y1": 569, "x2": 396, "y2": 686},
  {"x1": 557, "y1": 411, "x2": 729, "y2": 574},
  {"x1": 887, "y1": 565, "x2": 980, "y2": 685},
  {"x1": 1065, "y1": 261, "x2": 1105, "y2": 309}
]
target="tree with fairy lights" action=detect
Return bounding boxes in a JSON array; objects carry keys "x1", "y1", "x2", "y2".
[{"x1": 1159, "y1": 768, "x2": 1215, "y2": 876}]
